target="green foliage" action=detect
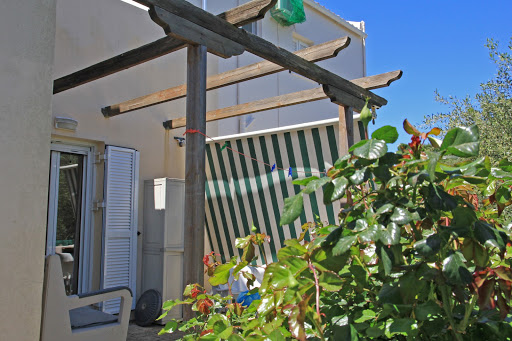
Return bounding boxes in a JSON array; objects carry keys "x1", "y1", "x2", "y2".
[{"x1": 161, "y1": 121, "x2": 512, "y2": 340}]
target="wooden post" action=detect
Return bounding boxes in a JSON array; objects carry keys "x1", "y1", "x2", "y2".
[
  {"x1": 183, "y1": 44, "x2": 207, "y2": 320},
  {"x1": 338, "y1": 105, "x2": 354, "y2": 155}
]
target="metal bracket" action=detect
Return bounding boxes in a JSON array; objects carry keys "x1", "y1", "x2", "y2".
[
  {"x1": 94, "y1": 153, "x2": 107, "y2": 164},
  {"x1": 92, "y1": 201, "x2": 106, "y2": 211}
]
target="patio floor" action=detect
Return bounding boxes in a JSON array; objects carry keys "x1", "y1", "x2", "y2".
[{"x1": 127, "y1": 322, "x2": 185, "y2": 340}]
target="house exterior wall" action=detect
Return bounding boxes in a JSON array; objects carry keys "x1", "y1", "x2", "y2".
[
  {"x1": 51, "y1": 0, "x2": 365, "y2": 301},
  {"x1": 0, "y1": 0, "x2": 57, "y2": 339},
  {"x1": 215, "y1": 0, "x2": 366, "y2": 135}
]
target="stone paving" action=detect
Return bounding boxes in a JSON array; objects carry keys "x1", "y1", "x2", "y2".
[{"x1": 127, "y1": 322, "x2": 185, "y2": 341}]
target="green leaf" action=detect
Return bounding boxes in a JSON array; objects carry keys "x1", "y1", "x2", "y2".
[
  {"x1": 390, "y1": 207, "x2": 413, "y2": 225},
  {"x1": 288, "y1": 299, "x2": 309, "y2": 341},
  {"x1": 359, "y1": 224, "x2": 381, "y2": 243},
  {"x1": 303, "y1": 177, "x2": 331, "y2": 195},
  {"x1": 380, "y1": 222, "x2": 401, "y2": 245},
  {"x1": 292, "y1": 176, "x2": 319, "y2": 186},
  {"x1": 261, "y1": 263, "x2": 298, "y2": 293},
  {"x1": 354, "y1": 309, "x2": 376, "y2": 323},
  {"x1": 499, "y1": 158, "x2": 512, "y2": 172},
  {"x1": 473, "y1": 220, "x2": 508, "y2": 251},
  {"x1": 352, "y1": 139, "x2": 388, "y2": 160},
  {"x1": 311, "y1": 246, "x2": 350, "y2": 273},
  {"x1": 319, "y1": 270, "x2": 343, "y2": 291},
  {"x1": 281, "y1": 256, "x2": 308, "y2": 276},
  {"x1": 452, "y1": 206, "x2": 478, "y2": 227},
  {"x1": 389, "y1": 318, "x2": 415, "y2": 335},
  {"x1": 440, "y1": 125, "x2": 480, "y2": 157},
  {"x1": 209, "y1": 261, "x2": 237, "y2": 286},
  {"x1": 323, "y1": 176, "x2": 349, "y2": 204},
  {"x1": 376, "y1": 203, "x2": 394, "y2": 215},
  {"x1": 372, "y1": 125, "x2": 399, "y2": 143},
  {"x1": 442, "y1": 252, "x2": 472, "y2": 285},
  {"x1": 415, "y1": 234, "x2": 443, "y2": 257},
  {"x1": 414, "y1": 301, "x2": 442, "y2": 321},
  {"x1": 277, "y1": 246, "x2": 304, "y2": 259},
  {"x1": 228, "y1": 335, "x2": 245, "y2": 341},
  {"x1": 427, "y1": 151, "x2": 441, "y2": 181},
  {"x1": 349, "y1": 168, "x2": 369, "y2": 185},
  {"x1": 159, "y1": 320, "x2": 178, "y2": 335},
  {"x1": 425, "y1": 184, "x2": 458, "y2": 211},
  {"x1": 496, "y1": 185, "x2": 512, "y2": 205},
  {"x1": 280, "y1": 193, "x2": 304, "y2": 226},
  {"x1": 349, "y1": 139, "x2": 369, "y2": 152},
  {"x1": 377, "y1": 245, "x2": 394, "y2": 276},
  {"x1": 333, "y1": 235, "x2": 357, "y2": 256},
  {"x1": 353, "y1": 219, "x2": 369, "y2": 232},
  {"x1": 284, "y1": 239, "x2": 308, "y2": 253}
]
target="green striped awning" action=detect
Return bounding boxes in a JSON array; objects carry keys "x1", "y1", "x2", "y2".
[{"x1": 205, "y1": 119, "x2": 342, "y2": 265}]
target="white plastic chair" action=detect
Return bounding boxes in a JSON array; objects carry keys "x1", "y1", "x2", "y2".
[{"x1": 40, "y1": 255, "x2": 132, "y2": 341}]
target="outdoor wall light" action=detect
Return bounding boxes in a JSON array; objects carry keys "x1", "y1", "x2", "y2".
[
  {"x1": 54, "y1": 117, "x2": 78, "y2": 132},
  {"x1": 174, "y1": 136, "x2": 186, "y2": 147}
]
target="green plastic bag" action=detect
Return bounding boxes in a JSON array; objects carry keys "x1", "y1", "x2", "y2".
[{"x1": 270, "y1": 0, "x2": 306, "y2": 27}]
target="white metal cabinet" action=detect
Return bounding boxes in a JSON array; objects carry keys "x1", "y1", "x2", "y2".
[{"x1": 142, "y1": 178, "x2": 185, "y2": 322}]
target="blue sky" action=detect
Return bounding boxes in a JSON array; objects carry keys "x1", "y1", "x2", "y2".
[{"x1": 318, "y1": 0, "x2": 512, "y2": 145}]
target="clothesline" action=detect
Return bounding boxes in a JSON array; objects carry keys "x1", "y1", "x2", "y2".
[{"x1": 183, "y1": 129, "x2": 327, "y2": 176}]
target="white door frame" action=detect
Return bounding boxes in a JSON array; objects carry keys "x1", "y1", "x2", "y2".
[{"x1": 47, "y1": 142, "x2": 95, "y2": 294}]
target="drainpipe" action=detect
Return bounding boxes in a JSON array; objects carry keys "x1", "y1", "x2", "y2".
[{"x1": 202, "y1": 0, "x2": 207, "y2": 10}]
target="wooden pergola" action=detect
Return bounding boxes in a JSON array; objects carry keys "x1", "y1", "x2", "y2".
[{"x1": 54, "y1": 0, "x2": 401, "y2": 319}]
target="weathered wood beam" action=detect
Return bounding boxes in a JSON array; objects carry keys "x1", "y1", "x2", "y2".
[
  {"x1": 163, "y1": 71, "x2": 403, "y2": 129},
  {"x1": 149, "y1": 7, "x2": 245, "y2": 58},
  {"x1": 102, "y1": 37, "x2": 351, "y2": 117},
  {"x1": 138, "y1": 0, "x2": 388, "y2": 111},
  {"x1": 52, "y1": 0, "x2": 277, "y2": 94},
  {"x1": 182, "y1": 45, "x2": 208, "y2": 320}
]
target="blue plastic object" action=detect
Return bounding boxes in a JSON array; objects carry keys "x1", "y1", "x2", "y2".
[{"x1": 236, "y1": 290, "x2": 261, "y2": 307}]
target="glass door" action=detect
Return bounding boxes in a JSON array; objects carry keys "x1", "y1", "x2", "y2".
[{"x1": 47, "y1": 146, "x2": 91, "y2": 295}]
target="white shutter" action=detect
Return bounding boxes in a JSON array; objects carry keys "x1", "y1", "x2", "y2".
[{"x1": 102, "y1": 146, "x2": 139, "y2": 313}]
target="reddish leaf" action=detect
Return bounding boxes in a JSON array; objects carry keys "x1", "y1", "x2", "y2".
[
  {"x1": 495, "y1": 267, "x2": 512, "y2": 281},
  {"x1": 197, "y1": 298, "x2": 214, "y2": 315},
  {"x1": 498, "y1": 279, "x2": 512, "y2": 301},
  {"x1": 200, "y1": 329, "x2": 214, "y2": 336},
  {"x1": 403, "y1": 119, "x2": 421, "y2": 136},
  {"x1": 477, "y1": 279, "x2": 496, "y2": 310},
  {"x1": 496, "y1": 293, "x2": 510, "y2": 320},
  {"x1": 288, "y1": 295, "x2": 311, "y2": 341}
]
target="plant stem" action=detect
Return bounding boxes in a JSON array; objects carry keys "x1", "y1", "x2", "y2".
[
  {"x1": 440, "y1": 285, "x2": 463, "y2": 341},
  {"x1": 308, "y1": 262, "x2": 321, "y2": 317},
  {"x1": 459, "y1": 295, "x2": 477, "y2": 333}
]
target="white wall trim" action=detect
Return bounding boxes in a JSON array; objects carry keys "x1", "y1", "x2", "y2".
[{"x1": 303, "y1": 0, "x2": 367, "y2": 39}]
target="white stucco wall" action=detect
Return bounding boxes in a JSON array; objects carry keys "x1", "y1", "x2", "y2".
[{"x1": 0, "y1": 0, "x2": 57, "y2": 339}]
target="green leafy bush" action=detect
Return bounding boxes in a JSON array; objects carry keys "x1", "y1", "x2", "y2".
[{"x1": 160, "y1": 120, "x2": 512, "y2": 340}]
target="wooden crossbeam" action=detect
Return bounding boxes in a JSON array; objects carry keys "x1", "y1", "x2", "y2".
[
  {"x1": 102, "y1": 37, "x2": 351, "y2": 117},
  {"x1": 138, "y1": 0, "x2": 387, "y2": 111},
  {"x1": 163, "y1": 71, "x2": 402, "y2": 129},
  {"x1": 52, "y1": 0, "x2": 277, "y2": 94}
]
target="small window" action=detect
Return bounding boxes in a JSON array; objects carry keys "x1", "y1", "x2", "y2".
[
  {"x1": 242, "y1": 22, "x2": 258, "y2": 35},
  {"x1": 292, "y1": 33, "x2": 313, "y2": 51}
]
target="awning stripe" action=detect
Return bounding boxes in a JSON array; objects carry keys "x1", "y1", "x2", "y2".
[
  {"x1": 212, "y1": 143, "x2": 243, "y2": 259},
  {"x1": 205, "y1": 121, "x2": 341, "y2": 262}
]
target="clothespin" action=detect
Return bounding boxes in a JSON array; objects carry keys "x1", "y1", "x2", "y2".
[
  {"x1": 220, "y1": 142, "x2": 229, "y2": 151},
  {"x1": 271, "y1": 164, "x2": 276, "y2": 172},
  {"x1": 288, "y1": 168, "x2": 293, "y2": 177}
]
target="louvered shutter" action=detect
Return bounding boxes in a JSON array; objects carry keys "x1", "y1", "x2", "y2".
[{"x1": 102, "y1": 146, "x2": 139, "y2": 313}]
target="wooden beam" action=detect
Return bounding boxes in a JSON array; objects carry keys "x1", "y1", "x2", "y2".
[
  {"x1": 138, "y1": 0, "x2": 388, "y2": 111},
  {"x1": 338, "y1": 106, "x2": 350, "y2": 155},
  {"x1": 52, "y1": 0, "x2": 277, "y2": 94},
  {"x1": 163, "y1": 71, "x2": 403, "y2": 129},
  {"x1": 149, "y1": 7, "x2": 245, "y2": 58},
  {"x1": 182, "y1": 45, "x2": 207, "y2": 320},
  {"x1": 102, "y1": 37, "x2": 351, "y2": 117}
]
